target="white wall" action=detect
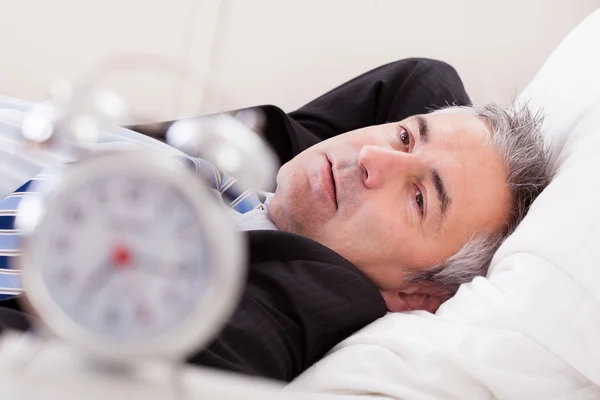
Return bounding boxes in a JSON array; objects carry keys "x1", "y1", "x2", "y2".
[{"x1": 0, "y1": 0, "x2": 598, "y2": 122}]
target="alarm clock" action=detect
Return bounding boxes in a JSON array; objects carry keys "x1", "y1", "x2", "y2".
[{"x1": 15, "y1": 149, "x2": 246, "y2": 362}]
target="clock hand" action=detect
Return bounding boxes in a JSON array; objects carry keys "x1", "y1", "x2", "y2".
[
  {"x1": 109, "y1": 244, "x2": 154, "y2": 326},
  {"x1": 76, "y1": 244, "x2": 136, "y2": 305},
  {"x1": 134, "y1": 251, "x2": 184, "y2": 271},
  {"x1": 77, "y1": 261, "x2": 115, "y2": 305}
]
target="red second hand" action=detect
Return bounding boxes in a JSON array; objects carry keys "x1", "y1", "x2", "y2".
[
  {"x1": 112, "y1": 245, "x2": 132, "y2": 268},
  {"x1": 111, "y1": 244, "x2": 152, "y2": 325}
]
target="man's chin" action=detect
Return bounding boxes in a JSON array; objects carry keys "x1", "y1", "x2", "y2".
[
  {"x1": 266, "y1": 198, "x2": 286, "y2": 231},
  {"x1": 268, "y1": 207, "x2": 326, "y2": 243}
]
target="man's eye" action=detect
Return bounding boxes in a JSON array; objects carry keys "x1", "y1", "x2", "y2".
[
  {"x1": 415, "y1": 188, "x2": 424, "y2": 217},
  {"x1": 399, "y1": 128, "x2": 411, "y2": 150}
]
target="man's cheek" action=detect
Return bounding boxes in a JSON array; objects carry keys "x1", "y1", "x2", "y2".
[
  {"x1": 268, "y1": 185, "x2": 309, "y2": 234},
  {"x1": 352, "y1": 207, "x2": 401, "y2": 246}
]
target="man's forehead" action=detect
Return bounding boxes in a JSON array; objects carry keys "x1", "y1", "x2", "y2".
[{"x1": 412, "y1": 112, "x2": 492, "y2": 144}]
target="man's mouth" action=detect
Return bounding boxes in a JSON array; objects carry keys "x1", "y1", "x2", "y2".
[{"x1": 325, "y1": 155, "x2": 338, "y2": 209}]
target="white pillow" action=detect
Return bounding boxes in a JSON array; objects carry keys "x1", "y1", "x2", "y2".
[{"x1": 287, "y1": 8, "x2": 600, "y2": 400}]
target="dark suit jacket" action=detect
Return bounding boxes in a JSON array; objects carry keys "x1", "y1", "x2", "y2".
[
  {"x1": 0, "y1": 59, "x2": 471, "y2": 382},
  {"x1": 189, "y1": 230, "x2": 387, "y2": 381}
]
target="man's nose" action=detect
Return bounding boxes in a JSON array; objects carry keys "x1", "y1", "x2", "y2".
[{"x1": 358, "y1": 145, "x2": 420, "y2": 189}]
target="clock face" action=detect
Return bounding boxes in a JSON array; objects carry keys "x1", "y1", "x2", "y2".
[{"x1": 28, "y1": 172, "x2": 212, "y2": 343}]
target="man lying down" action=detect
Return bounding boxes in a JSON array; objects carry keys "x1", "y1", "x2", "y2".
[{"x1": 0, "y1": 58, "x2": 550, "y2": 382}]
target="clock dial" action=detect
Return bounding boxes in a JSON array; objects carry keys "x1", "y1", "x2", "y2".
[
  {"x1": 31, "y1": 173, "x2": 212, "y2": 342},
  {"x1": 19, "y1": 152, "x2": 245, "y2": 360}
]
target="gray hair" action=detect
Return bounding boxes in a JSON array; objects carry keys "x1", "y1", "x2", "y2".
[{"x1": 405, "y1": 103, "x2": 550, "y2": 297}]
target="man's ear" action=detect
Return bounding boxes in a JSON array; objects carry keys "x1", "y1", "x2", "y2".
[{"x1": 380, "y1": 283, "x2": 448, "y2": 313}]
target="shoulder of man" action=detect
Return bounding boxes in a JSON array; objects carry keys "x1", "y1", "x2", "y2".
[{"x1": 188, "y1": 230, "x2": 387, "y2": 382}]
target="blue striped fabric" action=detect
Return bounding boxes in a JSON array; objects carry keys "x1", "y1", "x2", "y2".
[
  {"x1": 0, "y1": 151, "x2": 262, "y2": 301},
  {"x1": 0, "y1": 96, "x2": 265, "y2": 301},
  {"x1": 0, "y1": 180, "x2": 33, "y2": 299}
]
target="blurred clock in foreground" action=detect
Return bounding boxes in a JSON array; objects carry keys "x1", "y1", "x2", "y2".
[{"x1": 15, "y1": 151, "x2": 245, "y2": 361}]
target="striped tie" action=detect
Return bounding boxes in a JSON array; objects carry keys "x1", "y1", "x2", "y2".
[{"x1": 0, "y1": 155, "x2": 262, "y2": 300}]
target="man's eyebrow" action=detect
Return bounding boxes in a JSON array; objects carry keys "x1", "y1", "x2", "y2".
[
  {"x1": 414, "y1": 115, "x2": 450, "y2": 227},
  {"x1": 431, "y1": 167, "x2": 451, "y2": 219},
  {"x1": 416, "y1": 115, "x2": 429, "y2": 144}
]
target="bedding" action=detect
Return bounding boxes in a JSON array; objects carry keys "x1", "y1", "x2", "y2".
[{"x1": 287, "y1": 8, "x2": 600, "y2": 400}]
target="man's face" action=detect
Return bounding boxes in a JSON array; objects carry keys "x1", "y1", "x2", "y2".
[{"x1": 268, "y1": 112, "x2": 511, "y2": 306}]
